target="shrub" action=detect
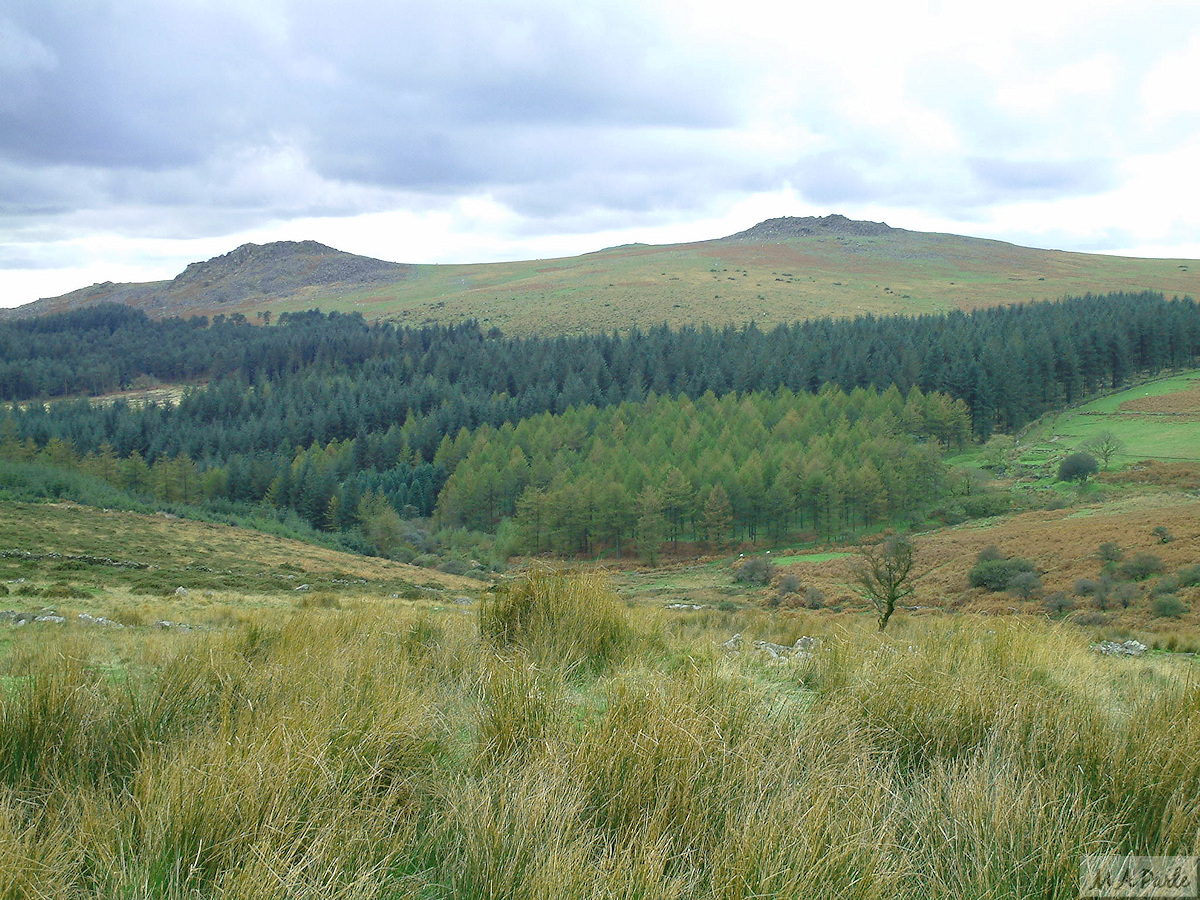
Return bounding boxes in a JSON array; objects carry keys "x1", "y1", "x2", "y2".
[
  {"x1": 1111, "y1": 583, "x2": 1140, "y2": 609},
  {"x1": 1151, "y1": 594, "x2": 1187, "y2": 618},
  {"x1": 0, "y1": 583, "x2": 8, "y2": 596},
  {"x1": 1074, "y1": 578, "x2": 1101, "y2": 597},
  {"x1": 733, "y1": 557, "x2": 777, "y2": 586},
  {"x1": 1119, "y1": 553, "x2": 1165, "y2": 581},
  {"x1": 1043, "y1": 592, "x2": 1075, "y2": 616},
  {"x1": 774, "y1": 573, "x2": 801, "y2": 595},
  {"x1": 1072, "y1": 611, "x2": 1109, "y2": 627},
  {"x1": 1152, "y1": 526, "x2": 1174, "y2": 544},
  {"x1": 1097, "y1": 542, "x2": 1123, "y2": 564},
  {"x1": 1152, "y1": 574, "x2": 1182, "y2": 597},
  {"x1": 976, "y1": 545, "x2": 1003, "y2": 564},
  {"x1": 438, "y1": 559, "x2": 471, "y2": 576},
  {"x1": 1177, "y1": 564, "x2": 1200, "y2": 587},
  {"x1": 961, "y1": 492, "x2": 1011, "y2": 518},
  {"x1": 803, "y1": 586, "x2": 826, "y2": 609},
  {"x1": 969, "y1": 556, "x2": 1035, "y2": 592},
  {"x1": 1057, "y1": 452, "x2": 1099, "y2": 483},
  {"x1": 1006, "y1": 571, "x2": 1043, "y2": 600}
]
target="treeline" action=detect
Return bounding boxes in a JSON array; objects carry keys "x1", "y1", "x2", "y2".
[
  {"x1": 4, "y1": 292, "x2": 1199, "y2": 453},
  {"x1": 0, "y1": 425, "x2": 446, "y2": 535},
  {"x1": 435, "y1": 386, "x2": 968, "y2": 553},
  {"x1": 1, "y1": 291, "x2": 1197, "y2": 558}
]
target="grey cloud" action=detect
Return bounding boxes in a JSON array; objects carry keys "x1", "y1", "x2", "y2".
[
  {"x1": 0, "y1": 0, "x2": 743, "y2": 205},
  {"x1": 967, "y1": 157, "x2": 1115, "y2": 198},
  {"x1": 0, "y1": 17, "x2": 58, "y2": 115},
  {"x1": 0, "y1": 244, "x2": 86, "y2": 270}
]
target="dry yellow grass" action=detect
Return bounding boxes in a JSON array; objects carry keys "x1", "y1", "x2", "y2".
[{"x1": 1, "y1": 571, "x2": 1197, "y2": 898}]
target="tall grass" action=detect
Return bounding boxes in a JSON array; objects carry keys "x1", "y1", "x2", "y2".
[
  {"x1": 478, "y1": 568, "x2": 637, "y2": 673},
  {"x1": 0, "y1": 579, "x2": 1196, "y2": 897}
]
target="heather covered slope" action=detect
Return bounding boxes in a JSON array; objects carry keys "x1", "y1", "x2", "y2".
[{"x1": 9, "y1": 215, "x2": 1198, "y2": 334}]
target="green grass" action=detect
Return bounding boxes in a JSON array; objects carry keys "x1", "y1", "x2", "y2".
[
  {"x1": 1020, "y1": 371, "x2": 1200, "y2": 467},
  {"x1": 773, "y1": 551, "x2": 853, "y2": 564}
]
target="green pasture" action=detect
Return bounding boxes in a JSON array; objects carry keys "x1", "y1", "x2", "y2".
[
  {"x1": 1021, "y1": 371, "x2": 1200, "y2": 467},
  {"x1": 772, "y1": 551, "x2": 853, "y2": 565}
]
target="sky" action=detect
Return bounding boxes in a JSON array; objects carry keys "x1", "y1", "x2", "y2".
[{"x1": 3, "y1": 0, "x2": 1200, "y2": 308}]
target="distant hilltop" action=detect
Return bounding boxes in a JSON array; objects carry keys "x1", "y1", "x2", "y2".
[
  {"x1": 4, "y1": 214, "x2": 1197, "y2": 334},
  {"x1": 170, "y1": 240, "x2": 409, "y2": 302},
  {"x1": 724, "y1": 214, "x2": 898, "y2": 241},
  {"x1": 4, "y1": 240, "x2": 411, "y2": 319}
]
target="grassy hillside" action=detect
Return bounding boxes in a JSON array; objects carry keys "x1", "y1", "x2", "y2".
[
  {"x1": 1021, "y1": 371, "x2": 1200, "y2": 466},
  {"x1": 0, "y1": 501, "x2": 484, "y2": 628},
  {"x1": 13, "y1": 216, "x2": 1200, "y2": 335},
  {"x1": 195, "y1": 226, "x2": 1200, "y2": 334}
]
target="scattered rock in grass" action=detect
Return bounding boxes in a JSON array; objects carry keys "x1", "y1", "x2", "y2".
[
  {"x1": 34, "y1": 614, "x2": 65, "y2": 624},
  {"x1": 78, "y1": 613, "x2": 122, "y2": 627},
  {"x1": 154, "y1": 620, "x2": 194, "y2": 631},
  {"x1": 1091, "y1": 639, "x2": 1147, "y2": 657},
  {"x1": 752, "y1": 639, "x2": 792, "y2": 659},
  {"x1": 666, "y1": 603, "x2": 704, "y2": 610},
  {"x1": 753, "y1": 636, "x2": 820, "y2": 661},
  {"x1": 174, "y1": 586, "x2": 188, "y2": 596},
  {"x1": 721, "y1": 633, "x2": 743, "y2": 652},
  {"x1": 453, "y1": 596, "x2": 473, "y2": 604},
  {"x1": 0, "y1": 610, "x2": 37, "y2": 625},
  {"x1": 294, "y1": 584, "x2": 312, "y2": 592}
]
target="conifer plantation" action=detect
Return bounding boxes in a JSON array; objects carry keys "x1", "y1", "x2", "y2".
[{"x1": 2, "y1": 291, "x2": 1198, "y2": 559}]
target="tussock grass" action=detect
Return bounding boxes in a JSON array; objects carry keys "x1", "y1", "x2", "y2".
[
  {"x1": 479, "y1": 568, "x2": 637, "y2": 673},
  {"x1": 0, "y1": 578, "x2": 1197, "y2": 897}
]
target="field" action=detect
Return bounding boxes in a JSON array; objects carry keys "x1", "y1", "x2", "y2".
[
  {"x1": 0, "y1": 502, "x2": 484, "y2": 632},
  {"x1": 1020, "y1": 372, "x2": 1200, "y2": 467},
  {"x1": 247, "y1": 231, "x2": 1200, "y2": 335}
]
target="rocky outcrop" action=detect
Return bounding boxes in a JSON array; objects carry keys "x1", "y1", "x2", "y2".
[
  {"x1": 723, "y1": 214, "x2": 897, "y2": 242},
  {"x1": 3, "y1": 241, "x2": 413, "y2": 320}
]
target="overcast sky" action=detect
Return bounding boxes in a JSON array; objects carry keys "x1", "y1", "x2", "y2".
[{"x1": 3, "y1": 0, "x2": 1200, "y2": 307}]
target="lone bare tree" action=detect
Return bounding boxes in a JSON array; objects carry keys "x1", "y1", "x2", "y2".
[
  {"x1": 851, "y1": 533, "x2": 916, "y2": 631},
  {"x1": 1082, "y1": 430, "x2": 1124, "y2": 470}
]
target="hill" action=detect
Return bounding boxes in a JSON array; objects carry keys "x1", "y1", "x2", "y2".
[
  {"x1": 0, "y1": 499, "x2": 484, "y2": 622},
  {"x1": 5, "y1": 240, "x2": 412, "y2": 320},
  {"x1": 7, "y1": 215, "x2": 1198, "y2": 333}
]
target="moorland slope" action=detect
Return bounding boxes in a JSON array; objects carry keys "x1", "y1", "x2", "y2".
[{"x1": 7, "y1": 215, "x2": 1198, "y2": 334}]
